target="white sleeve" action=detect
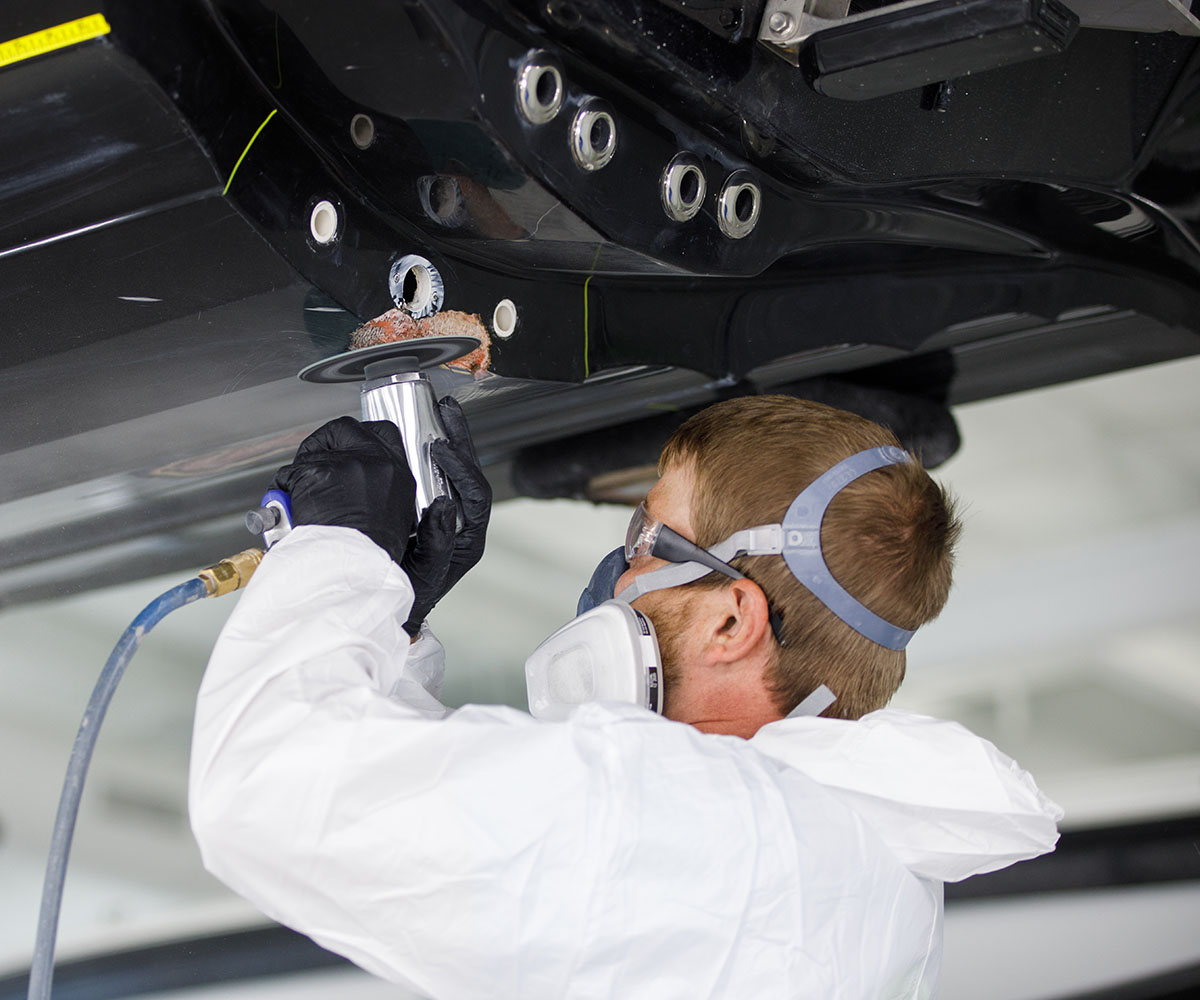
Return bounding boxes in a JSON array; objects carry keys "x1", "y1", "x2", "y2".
[
  {"x1": 188, "y1": 525, "x2": 602, "y2": 993},
  {"x1": 190, "y1": 525, "x2": 940, "y2": 999}
]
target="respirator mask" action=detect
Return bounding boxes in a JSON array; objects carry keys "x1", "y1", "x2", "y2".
[
  {"x1": 524, "y1": 446, "x2": 915, "y2": 721},
  {"x1": 524, "y1": 600, "x2": 663, "y2": 721}
]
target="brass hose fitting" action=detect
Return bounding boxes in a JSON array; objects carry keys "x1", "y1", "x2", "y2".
[{"x1": 199, "y1": 548, "x2": 265, "y2": 598}]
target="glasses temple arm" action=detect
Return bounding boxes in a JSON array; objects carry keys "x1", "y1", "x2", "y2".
[
  {"x1": 652, "y1": 524, "x2": 789, "y2": 645},
  {"x1": 651, "y1": 525, "x2": 744, "y2": 582}
]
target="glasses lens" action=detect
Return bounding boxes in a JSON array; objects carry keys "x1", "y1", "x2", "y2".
[{"x1": 624, "y1": 502, "x2": 661, "y2": 561}]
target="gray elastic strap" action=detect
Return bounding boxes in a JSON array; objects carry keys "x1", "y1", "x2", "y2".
[
  {"x1": 615, "y1": 560, "x2": 710, "y2": 602},
  {"x1": 781, "y1": 446, "x2": 916, "y2": 651},
  {"x1": 786, "y1": 684, "x2": 837, "y2": 719},
  {"x1": 709, "y1": 524, "x2": 784, "y2": 561}
]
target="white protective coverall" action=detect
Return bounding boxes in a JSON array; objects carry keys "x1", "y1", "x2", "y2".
[{"x1": 190, "y1": 526, "x2": 1063, "y2": 1000}]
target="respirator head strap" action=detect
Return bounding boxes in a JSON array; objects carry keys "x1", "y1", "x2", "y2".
[
  {"x1": 781, "y1": 446, "x2": 916, "y2": 651},
  {"x1": 785, "y1": 683, "x2": 838, "y2": 719},
  {"x1": 614, "y1": 559, "x2": 710, "y2": 603},
  {"x1": 616, "y1": 448, "x2": 915, "y2": 649}
]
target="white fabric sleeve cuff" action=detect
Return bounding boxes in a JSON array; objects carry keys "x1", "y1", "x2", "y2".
[{"x1": 390, "y1": 620, "x2": 447, "y2": 715}]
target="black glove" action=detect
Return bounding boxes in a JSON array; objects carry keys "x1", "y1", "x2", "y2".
[
  {"x1": 273, "y1": 417, "x2": 417, "y2": 565},
  {"x1": 400, "y1": 397, "x2": 492, "y2": 635}
]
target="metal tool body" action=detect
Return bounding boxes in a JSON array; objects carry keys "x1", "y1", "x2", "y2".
[
  {"x1": 361, "y1": 367, "x2": 455, "y2": 520},
  {"x1": 248, "y1": 336, "x2": 480, "y2": 548}
]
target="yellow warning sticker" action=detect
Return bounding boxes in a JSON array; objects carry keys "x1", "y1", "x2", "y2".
[{"x1": 0, "y1": 14, "x2": 112, "y2": 70}]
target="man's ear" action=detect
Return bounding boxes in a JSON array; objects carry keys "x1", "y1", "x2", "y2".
[{"x1": 705, "y1": 578, "x2": 772, "y2": 663}]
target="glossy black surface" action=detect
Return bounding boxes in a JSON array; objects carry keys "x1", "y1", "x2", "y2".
[
  {"x1": 1, "y1": 1, "x2": 1199, "y2": 602},
  {"x1": 801, "y1": 0, "x2": 1079, "y2": 101}
]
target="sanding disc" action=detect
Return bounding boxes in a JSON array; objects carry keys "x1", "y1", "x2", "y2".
[{"x1": 298, "y1": 336, "x2": 482, "y2": 383}]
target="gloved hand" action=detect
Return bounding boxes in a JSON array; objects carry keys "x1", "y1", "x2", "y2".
[
  {"x1": 273, "y1": 417, "x2": 417, "y2": 565},
  {"x1": 399, "y1": 397, "x2": 492, "y2": 635}
]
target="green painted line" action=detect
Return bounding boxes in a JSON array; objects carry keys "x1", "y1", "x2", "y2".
[
  {"x1": 583, "y1": 273, "x2": 594, "y2": 379},
  {"x1": 582, "y1": 243, "x2": 603, "y2": 379},
  {"x1": 223, "y1": 109, "x2": 278, "y2": 197}
]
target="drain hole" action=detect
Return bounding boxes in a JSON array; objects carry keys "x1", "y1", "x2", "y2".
[
  {"x1": 350, "y1": 114, "x2": 375, "y2": 149},
  {"x1": 735, "y1": 187, "x2": 756, "y2": 222},
  {"x1": 717, "y1": 172, "x2": 760, "y2": 239},
  {"x1": 309, "y1": 200, "x2": 339, "y2": 245},
  {"x1": 590, "y1": 116, "x2": 611, "y2": 152},
  {"x1": 660, "y1": 153, "x2": 707, "y2": 223},
  {"x1": 679, "y1": 168, "x2": 701, "y2": 206},
  {"x1": 389, "y1": 254, "x2": 444, "y2": 318},
  {"x1": 493, "y1": 298, "x2": 518, "y2": 339},
  {"x1": 535, "y1": 68, "x2": 560, "y2": 110},
  {"x1": 517, "y1": 54, "x2": 565, "y2": 125},
  {"x1": 430, "y1": 177, "x2": 459, "y2": 220},
  {"x1": 403, "y1": 268, "x2": 424, "y2": 307},
  {"x1": 571, "y1": 102, "x2": 617, "y2": 171}
]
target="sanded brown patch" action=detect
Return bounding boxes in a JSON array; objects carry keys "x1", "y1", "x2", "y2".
[{"x1": 349, "y1": 308, "x2": 491, "y2": 374}]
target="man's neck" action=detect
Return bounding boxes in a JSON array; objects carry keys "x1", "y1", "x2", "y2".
[{"x1": 668, "y1": 669, "x2": 784, "y2": 738}]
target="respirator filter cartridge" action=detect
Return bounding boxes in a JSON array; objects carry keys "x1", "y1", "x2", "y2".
[{"x1": 525, "y1": 601, "x2": 662, "y2": 720}]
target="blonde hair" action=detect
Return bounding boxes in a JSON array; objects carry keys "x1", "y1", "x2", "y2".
[{"x1": 660, "y1": 396, "x2": 961, "y2": 719}]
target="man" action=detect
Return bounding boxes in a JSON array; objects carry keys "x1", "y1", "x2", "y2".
[
  {"x1": 606, "y1": 396, "x2": 961, "y2": 729},
  {"x1": 190, "y1": 395, "x2": 1061, "y2": 999}
]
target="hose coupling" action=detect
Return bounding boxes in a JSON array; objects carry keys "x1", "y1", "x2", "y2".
[{"x1": 199, "y1": 548, "x2": 265, "y2": 598}]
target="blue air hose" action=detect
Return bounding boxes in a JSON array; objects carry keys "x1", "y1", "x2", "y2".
[{"x1": 26, "y1": 549, "x2": 263, "y2": 1000}]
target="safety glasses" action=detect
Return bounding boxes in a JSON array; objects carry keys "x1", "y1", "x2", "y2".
[
  {"x1": 622, "y1": 502, "x2": 786, "y2": 644},
  {"x1": 625, "y1": 502, "x2": 743, "y2": 581},
  {"x1": 624, "y1": 501, "x2": 661, "y2": 561}
]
